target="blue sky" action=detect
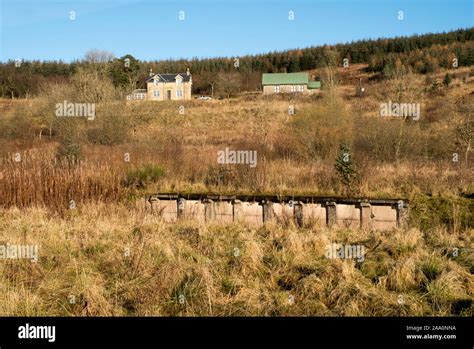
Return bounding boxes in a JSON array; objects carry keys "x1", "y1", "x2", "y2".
[{"x1": 1, "y1": 0, "x2": 472, "y2": 62}]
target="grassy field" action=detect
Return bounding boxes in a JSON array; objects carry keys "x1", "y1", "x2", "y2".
[{"x1": 0, "y1": 204, "x2": 472, "y2": 316}]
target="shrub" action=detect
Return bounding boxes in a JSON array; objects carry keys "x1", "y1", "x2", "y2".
[
  {"x1": 443, "y1": 73, "x2": 452, "y2": 87},
  {"x1": 409, "y1": 195, "x2": 473, "y2": 231},
  {"x1": 86, "y1": 103, "x2": 132, "y2": 145},
  {"x1": 123, "y1": 164, "x2": 165, "y2": 188},
  {"x1": 291, "y1": 103, "x2": 352, "y2": 161},
  {"x1": 55, "y1": 120, "x2": 83, "y2": 164},
  {"x1": 334, "y1": 143, "x2": 358, "y2": 190}
]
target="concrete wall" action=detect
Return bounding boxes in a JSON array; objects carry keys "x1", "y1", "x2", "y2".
[
  {"x1": 302, "y1": 203, "x2": 326, "y2": 226},
  {"x1": 147, "y1": 196, "x2": 407, "y2": 231},
  {"x1": 149, "y1": 199, "x2": 178, "y2": 222},
  {"x1": 239, "y1": 201, "x2": 263, "y2": 227},
  {"x1": 183, "y1": 199, "x2": 205, "y2": 223},
  {"x1": 371, "y1": 205, "x2": 398, "y2": 230},
  {"x1": 214, "y1": 201, "x2": 234, "y2": 223},
  {"x1": 336, "y1": 204, "x2": 361, "y2": 229}
]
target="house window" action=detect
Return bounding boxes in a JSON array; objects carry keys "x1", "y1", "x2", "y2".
[
  {"x1": 176, "y1": 89, "x2": 183, "y2": 97},
  {"x1": 153, "y1": 90, "x2": 160, "y2": 97},
  {"x1": 274, "y1": 85, "x2": 280, "y2": 93},
  {"x1": 153, "y1": 79, "x2": 159, "y2": 86}
]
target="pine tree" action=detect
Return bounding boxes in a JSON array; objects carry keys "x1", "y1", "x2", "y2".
[
  {"x1": 334, "y1": 143, "x2": 357, "y2": 190},
  {"x1": 443, "y1": 73, "x2": 452, "y2": 87}
]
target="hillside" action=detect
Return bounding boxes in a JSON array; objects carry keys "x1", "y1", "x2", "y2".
[
  {"x1": 1, "y1": 28, "x2": 473, "y2": 98},
  {"x1": 0, "y1": 28, "x2": 472, "y2": 318}
]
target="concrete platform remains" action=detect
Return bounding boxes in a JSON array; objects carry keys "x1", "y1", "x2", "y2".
[{"x1": 147, "y1": 194, "x2": 407, "y2": 231}]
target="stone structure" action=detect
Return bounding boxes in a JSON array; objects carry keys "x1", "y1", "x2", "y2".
[{"x1": 147, "y1": 194, "x2": 408, "y2": 231}]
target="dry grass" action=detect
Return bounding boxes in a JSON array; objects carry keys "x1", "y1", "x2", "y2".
[
  {"x1": 0, "y1": 204, "x2": 471, "y2": 316},
  {"x1": 0, "y1": 76, "x2": 472, "y2": 209},
  {"x1": 0, "y1": 147, "x2": 127, "y2": 211}
]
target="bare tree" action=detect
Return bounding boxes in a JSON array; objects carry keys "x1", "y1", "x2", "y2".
[
  {"x1": 217, "y1": 72, "x2": 240, "y2": 98},
  {"x1": 387, "y1": 67, "x2": 423, "y2": 163},
  {"x1": 321, "y1": 47, "x2": 339, "y2": 106},
  {"x1": 456, "y1": 120, "x2": 472, "y2": 165},
  {"x1": 84, "y1": 49, "x2": 115, "y2": 64}
]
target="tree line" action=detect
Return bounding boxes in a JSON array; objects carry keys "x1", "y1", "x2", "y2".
[{"x1": 1, "y1": 28, "x2": 473, "y2": 98}]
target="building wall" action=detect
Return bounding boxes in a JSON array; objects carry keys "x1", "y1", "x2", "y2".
[
  {"x1": 263, "y1": 84, "x2": 320, "y2": 95},
  {"x1": 146, "y1": 80, "x2": 192, "y2": 101}
]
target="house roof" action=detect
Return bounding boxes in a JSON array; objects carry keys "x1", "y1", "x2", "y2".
[
  {"x1": 262, "y1": 72, "x2": 308, "y2": 85},
  {"x1": 146, "y1": 73, "x2": 191, "y2": 83}
]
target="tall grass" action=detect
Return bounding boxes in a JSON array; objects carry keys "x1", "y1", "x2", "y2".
[
  {"x1": 0, "y1": 204, "x2": 471, "y2": 316},
  {"x1": 0, "y1": 151, "x2": 127, "y2": 211}
]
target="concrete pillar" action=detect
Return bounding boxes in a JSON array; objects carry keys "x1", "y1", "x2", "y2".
[
  {"x1": 294, "y1": 201, "x2": 304, "y2": 228},
  {"x1": 261, "y1": 200, "x2": 274, "y2": 223},
  {"x1": 177, "y1": 198, "x2": 186, "y2": 219},
  {"x1": 360, "y1": 202, "x2": 372, "y2": 230},
  {"x1": 325, "y1": 202, "x2": 337, "y2": 227},
  {"x1": 233, "y1": 199, "x2": 243, "y2": 222},
  {"x1": 148, "y1": 196, "x2": 158, "y2": 212},
  {"x1": 204, "y1": 199, "x2": 215, "y2": 222},
  {"x1": 396, "y1": 200, "x2": 408, "y2": 229}
]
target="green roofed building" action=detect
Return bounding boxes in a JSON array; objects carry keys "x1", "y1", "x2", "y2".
[{"x1": 262, "y1": 72, "x2": 321, "y2": 95}]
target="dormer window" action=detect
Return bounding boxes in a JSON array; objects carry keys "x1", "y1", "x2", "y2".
[
  {"x1": 175, "y1": 75, "x2": 183, "y2": 85},
  {"x1": 153, "y1": 76, "x2": 159, "y2": 85}
]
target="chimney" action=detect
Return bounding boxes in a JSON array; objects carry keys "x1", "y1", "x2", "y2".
[
  {"x1": 186, "y1": 68, "x2": 190, "y2": 76},
  {"x1": 149, "y1": 68, "x2": 153, "y2": 77}
]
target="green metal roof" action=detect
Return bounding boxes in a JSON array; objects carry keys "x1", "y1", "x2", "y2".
[
  {"x1": 308, "y1": 81, "x2": 321, "y2": 89},
  {"x1": 262, "y1": 72, "x2": 308, "y2": 85}
]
